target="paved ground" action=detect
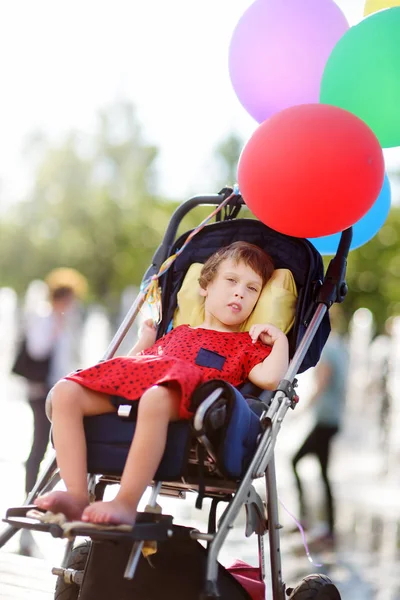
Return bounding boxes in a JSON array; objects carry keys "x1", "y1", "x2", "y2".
[
  {"x1": 0, "y1": 552, "x2": 54, "y2": 600},
  {"x1": 0, "y1": 370, "x2": 399, "y2": 599}
]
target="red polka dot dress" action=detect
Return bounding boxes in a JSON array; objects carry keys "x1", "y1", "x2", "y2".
[{"x1": 64, "y1": 325, "x2": 272, "y2": 419}]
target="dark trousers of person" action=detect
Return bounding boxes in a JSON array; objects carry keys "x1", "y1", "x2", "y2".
[
  {"x1": 291, "y1": 424, "x2": 339, "y2": 536},
  {"x1": 25, "y1": 397, "x2": 51, "y2": 494}
]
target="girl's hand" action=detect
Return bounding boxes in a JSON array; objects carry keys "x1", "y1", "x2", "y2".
[
  {"x1": 139, "y1": 319, "x2": 157, "y2": 346},
  {"x1": 249, "y1": 323, "x2": 286, "y2": 346}
]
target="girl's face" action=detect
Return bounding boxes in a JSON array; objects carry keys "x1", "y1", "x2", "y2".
[{"x1": 200, "y1": 259, "x2": 263, "y2": 331}]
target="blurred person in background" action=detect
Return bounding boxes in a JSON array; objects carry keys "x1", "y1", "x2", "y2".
[
  {"x1": 291, "y1": 304, "x2": 348, "y2": 549},
  {"x1": 14, "y1": 268, "x2": 86, "y2": 555}
]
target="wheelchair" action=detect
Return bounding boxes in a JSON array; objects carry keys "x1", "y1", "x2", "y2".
[{"x1": 1, "y1": 189, "x2": 350, "y2": 599}]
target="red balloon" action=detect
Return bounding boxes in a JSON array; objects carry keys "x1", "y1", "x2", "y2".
[{"x1": 237, "y1": 103, "x2": 385, "y2": 237}]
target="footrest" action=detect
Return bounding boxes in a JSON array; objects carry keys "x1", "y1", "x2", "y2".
[
  {"x1": 3, "y1": 505, "x2": 174, "y2": 542},
  {"x1": 4, "y1": 505, "x2": 62, "y2": 536}
]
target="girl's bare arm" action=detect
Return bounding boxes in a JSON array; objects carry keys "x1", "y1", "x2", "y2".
[
  {"x1": 248, "y1": 324, "x2": 289, "y2": 390},
  {"x1": 127, "y1": 320, "x2": 157, "y2": 356}
]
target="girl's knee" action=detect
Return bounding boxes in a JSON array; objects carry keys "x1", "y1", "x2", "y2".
[
  {"x1": 140, "y1": 385, "x2": 180, "y2": 418},
  {"x1": 46, "y1": 380, "x2": 82, "y2": 419}
]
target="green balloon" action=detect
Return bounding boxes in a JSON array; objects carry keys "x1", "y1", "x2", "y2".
[{"x1": 320, "y1": 8, "x2": 400, "y2": 148}]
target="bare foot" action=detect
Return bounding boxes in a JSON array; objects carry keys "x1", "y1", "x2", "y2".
[
  {"x1": 34, "y1": 491, "x2": 89, "y2": 521},
  {"x1": 82, "y1": 499, "x2": 137, "y2": 525}
]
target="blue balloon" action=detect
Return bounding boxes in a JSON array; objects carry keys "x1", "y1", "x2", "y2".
[{"x1": 308, "y1": 174, "x2": 391, "y2": 255}]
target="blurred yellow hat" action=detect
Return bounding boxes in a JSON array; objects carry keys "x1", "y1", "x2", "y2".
[
  {"x1": 364, "y1": 0, "x2": 400, "y2": 16},
  {"x1": 45, "y1": 268, "x2": 88, "y2": 299}
]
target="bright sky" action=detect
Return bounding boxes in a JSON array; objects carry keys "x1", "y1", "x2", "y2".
[{"x1": 0, "y1": 0, "x2": 398, "y2": 206}]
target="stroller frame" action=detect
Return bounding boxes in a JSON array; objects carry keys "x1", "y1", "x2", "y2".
[{"x1": 1, "y1": 190, "x2": 351, "y2": 600}]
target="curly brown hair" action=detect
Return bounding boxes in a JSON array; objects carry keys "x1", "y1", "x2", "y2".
[{"x1": 199, "y1": 241, "x2": 274, "y2": 290}]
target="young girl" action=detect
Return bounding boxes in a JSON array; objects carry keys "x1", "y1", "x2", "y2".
[{"x1": 35, "y1": 241, "x2": 289, "y2": 526}]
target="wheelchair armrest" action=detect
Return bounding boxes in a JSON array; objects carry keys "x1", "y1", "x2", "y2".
[
  {"x1": 190, "y1": 380, "x2": 264, "y2": 480},
  {"x1": 192, "y1": 386, "x2": 227, "y2": 466},
  {"x1": 192, "y1": 387, "x2": 226, "y2": 435}
]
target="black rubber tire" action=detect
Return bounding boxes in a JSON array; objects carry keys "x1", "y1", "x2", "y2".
[
  {"x1": 287, "y1": 574, "x2": 341, "y2": 599},
  {"x1": 54, "y1": 541, "x2": 91, "y2": 600}
]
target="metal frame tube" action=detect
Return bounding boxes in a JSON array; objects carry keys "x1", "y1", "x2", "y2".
[
  {"x1": 266, "y1": 456, "x2": 285, "y2": 600},
  {"x1": 103, "y1": 291, "x2": 146, "y2": 360}
]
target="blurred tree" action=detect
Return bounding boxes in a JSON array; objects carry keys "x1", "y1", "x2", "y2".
[
  {"x1": 343, "y1": 206, "x2": 400, "y2": 333},
  {"x1": 0, "y1": 101, "x2": 232, "y2": 311},
  {"x1": 213, "y1": 132, "x2": 244, "y2": 191},
  {"x1": 0, "y1": 102, "x2": 176, "y2": 309}
]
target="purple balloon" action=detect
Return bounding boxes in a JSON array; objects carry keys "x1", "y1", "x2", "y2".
[{"x1": 229, "y1": 0, "x2": 349, "y2": 123}]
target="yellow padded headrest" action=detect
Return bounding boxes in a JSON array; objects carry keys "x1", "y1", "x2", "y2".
[{"x1": 173, "y1": 263, "x2": 298, "y2": 334}]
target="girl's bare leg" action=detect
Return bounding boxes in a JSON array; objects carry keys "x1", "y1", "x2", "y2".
[
  {"x1": 82, "y1": 384, "x2": 180, "y2": 525},
  {"x1": 34, "y1": 380, "x2": 115, "y2": 520}
]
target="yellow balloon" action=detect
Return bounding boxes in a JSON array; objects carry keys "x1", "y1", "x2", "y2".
[{"x1": 364, "y1": 0, "x2": 400, "y2": 16}]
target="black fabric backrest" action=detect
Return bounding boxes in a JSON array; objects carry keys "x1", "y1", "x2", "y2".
[{"x1": 157, "y1": 219, "x2": 330, "y2": 373}]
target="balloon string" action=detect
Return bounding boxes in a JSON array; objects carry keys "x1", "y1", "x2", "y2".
[
  {"x1": 278, "y1": 498, "x2": 323, "y2": 568},
  {"x1": 141, "y1": 188, "x2": 240, "y2": 323}
]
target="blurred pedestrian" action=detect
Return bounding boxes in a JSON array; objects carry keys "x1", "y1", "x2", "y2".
[
  {"x1": 291, "y1": 304, "x2": 348, "y2": 548},
  {"x1": 12, "y1": 268, "x2": 86, "y2": 555}
]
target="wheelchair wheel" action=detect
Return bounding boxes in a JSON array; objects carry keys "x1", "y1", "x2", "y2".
[
  {"x1": 287, "y1": 574, "x2": 341, "y2": 599},
  {"x1": 55, "y1": 541, "x2": 90, "y2": 600}
]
